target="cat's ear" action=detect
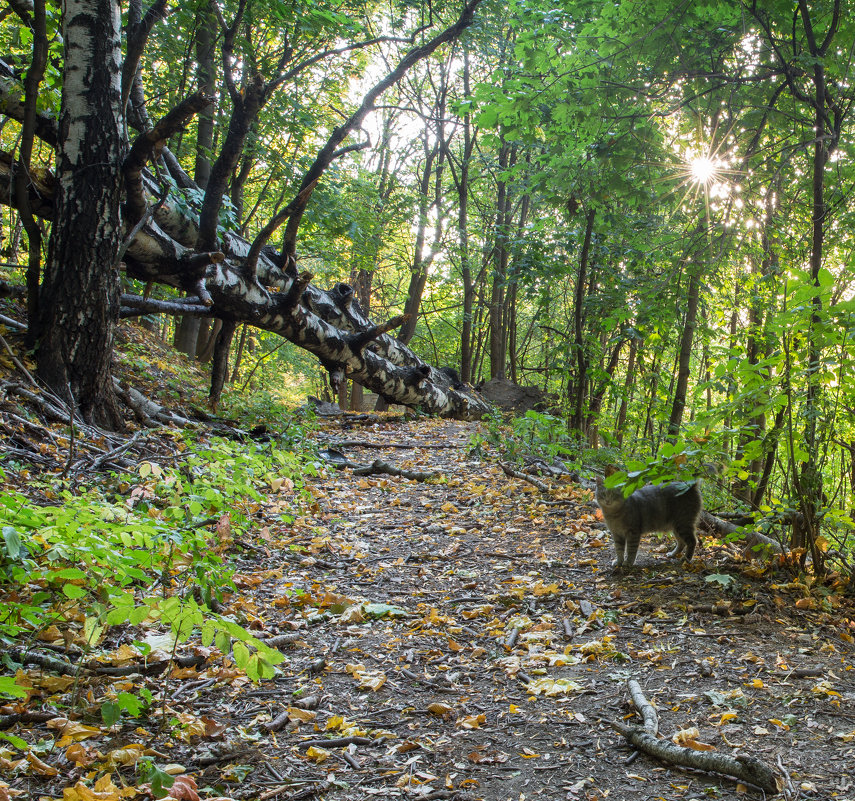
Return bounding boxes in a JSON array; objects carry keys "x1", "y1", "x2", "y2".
[{"x1": 604, "y1": 464, "x2": 618, "y2": 477}]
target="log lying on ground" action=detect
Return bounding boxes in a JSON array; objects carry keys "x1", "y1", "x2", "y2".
[
  {"x1": 627, "y1": 679, "x2": 658, "y2": 736},
  {"x1": 615, "y1": 680, "x2": 784, "y2": 794},
  {"x1": 610, "y1": 720, "x2": 784, "y2": 794},
  {"x1": 701, "y1": 510, "x2": 784, "y2": 557}
]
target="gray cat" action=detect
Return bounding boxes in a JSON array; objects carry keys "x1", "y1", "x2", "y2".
[{"x1": 595, "y1": 473, "x2": 702, "y2": 570}]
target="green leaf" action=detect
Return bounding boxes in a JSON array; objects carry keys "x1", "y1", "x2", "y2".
[
  {"x1": 2, "y1": 526, "x2": 22, "y2": 559},
  {"x1": 233, "y1": 641, "x2": 250, "y2": 670},
  {"x1": 0, "y1": 677, "x2": 27, "y2": 699},
  {"x1": 117, "y1": 691, "x2": 144, "y2": 717},
  {"x1": 62, "y1": 583, "x2": 87, "y2": 599},
  {"x1": 0, "y1": 731, "x2": 28, "y2": 749},
  {"x1": 361, "y1": 602, "x2": 410, "y2": 619},
  {"x1": 705, "y1": 573, "x2": 735, "y2": 588},
  {"x1": 215, "y1": 630, "x2": 231, "y2": 653},
  {"x1": 101, "y1": 700, "x2": 120, "y2": 727}
]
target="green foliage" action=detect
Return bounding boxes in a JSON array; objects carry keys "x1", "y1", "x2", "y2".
[
  {"x1": 475, "y1": 409, "x2": 577, "y2": 466},
  {"x1": 602, "y1": 436, "x2": 706, "y2": 496},
  {"x1": 137, "y1": 757, "x2": 175, "y2": 799},
  {"x1": 0, "y1": 433, "x2": 313, "y2": 686}
]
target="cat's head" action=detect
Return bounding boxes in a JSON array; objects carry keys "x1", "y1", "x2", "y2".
[
  {"x1": 595, "y1": 468, "x2": 624, "y2": 511},
  {"x1": 597, "y1": 476, "x2": 623, "y2": 511}
]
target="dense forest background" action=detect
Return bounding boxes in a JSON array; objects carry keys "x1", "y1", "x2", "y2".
[{"x1": 2, "y1": 0, "x2": 855, "y2": 577}]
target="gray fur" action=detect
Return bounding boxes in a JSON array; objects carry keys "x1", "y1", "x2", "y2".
[{"x1": 595, "y1": 478, "x2": 702, "y2": 570}]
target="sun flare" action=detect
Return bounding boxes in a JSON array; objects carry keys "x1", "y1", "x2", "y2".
[{"x1": 690, "y1": 156, "x2": 717, "y2": 185}]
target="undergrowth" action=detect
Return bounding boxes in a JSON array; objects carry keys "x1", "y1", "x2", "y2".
[{"x1": 0, "y1": 425, "x2": 320, "y2": 706}]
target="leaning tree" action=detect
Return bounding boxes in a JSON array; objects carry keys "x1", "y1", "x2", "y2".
[{"x1": 1, "y1": 0, "x2": 489, "y2": 428}]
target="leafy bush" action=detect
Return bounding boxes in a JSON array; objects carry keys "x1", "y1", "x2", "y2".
[{"x1": 0, "y1": 432, "x2": 318, "y2": 691}]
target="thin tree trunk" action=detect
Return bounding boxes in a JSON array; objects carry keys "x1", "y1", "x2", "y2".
[
  {"x1": 17, "y1": 0, "x2": 47, "y2": 346},
  {"x1": 209, "y1": 319, "x2": 237, "y2": 406},
  {"x1": 230, "y1": 323, "x2": 248, "y2": 382},
  {"x1": 458, "y1": 49, "x2": 474, "y2": 384},
  {"x1": 615, "y1": 336, "x2": 638, "y2": 446},
  {"x1": 488, "y1": 141, "x2": 515, "y2": 379},
  {"x1": 175, "y1": 1, "x2": 216, "y2": 358},
  {"x1": 667, "y1": 266, "x2": 700, "y2": 438},
  {"x1": 571, "y1": 208, "x2": 596, "y2": 434}
]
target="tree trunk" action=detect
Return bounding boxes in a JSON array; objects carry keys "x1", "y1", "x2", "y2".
[
  {"x1": 193, "y1": 0, "x2": 216, "y2": 190},
  {"x1": 16, "y1": 0, "x2": 47, "y2": 347},
  {"x1": 230, "y1": 323, "x2": 248, "y2": 382},
  {"x1": 209, "y1": 319, "x2": 237, "y2": 406},
  {"x1": 174, "y1": 0, "x2": 217, "y2": 358},
  {"x1": 571, "y1": 208, "x2": 596, "y2": 435},
  {"x1": 586, "y1": 336, "x2": 623, "y2": 447},
  {"x1": 174, "y1": 314, "x2": 203, "y2": 357},
  {"x1": 349, "y1": 267, "x2": 372, "y2": 410},
  {"x1": 666, "y1": 266, "x2": 700, "y2": 439},
  {"x1": 36, "y1": 0, "x2": 124, "y2": 429},
  {"x1": 488, "y1": 141, "x2": 514, "y2": 379},
  {"x1": 615, "y1": 336, "x2": 638, "y2": 446},
  {"x1": 197, "y1": 318, "x2": 222, "y2": 363},
  {"x1": 398, "y1": 61, "x2": 449, "y2": 347},
  {"x1": 458, "y1": 48, "x2": 474, "y2": 384}
]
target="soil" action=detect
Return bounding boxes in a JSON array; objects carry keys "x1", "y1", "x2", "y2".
[{"x1": 8, "y1": 417, "x2": 855, "y2": 800}]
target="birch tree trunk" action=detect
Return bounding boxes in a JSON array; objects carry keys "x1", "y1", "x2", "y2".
[{"x1": 36, "y1": 0, "x2": 125, "y2": 428}]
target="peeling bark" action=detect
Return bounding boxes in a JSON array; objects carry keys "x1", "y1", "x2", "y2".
[{"x1": 36, "y1": 0, "x2": 125, "y2": 428}]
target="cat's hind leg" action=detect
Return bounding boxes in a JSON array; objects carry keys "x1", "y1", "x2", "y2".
[{"x1": 672, "y1": 527, "x2": 698, "y2": 562}]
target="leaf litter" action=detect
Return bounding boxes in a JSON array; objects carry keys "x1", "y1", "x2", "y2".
[{"x1": 2, "y1": 417, "x2": 855, "y2": 800}]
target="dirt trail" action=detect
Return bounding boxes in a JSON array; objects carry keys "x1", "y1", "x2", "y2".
[{"x1": 180, "y1": 419, "x2": 855, "y2": 799}]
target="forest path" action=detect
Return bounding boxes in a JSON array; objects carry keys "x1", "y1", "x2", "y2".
[{"x1": 218, "y1": 416, "x2": 855, "y2": 801}]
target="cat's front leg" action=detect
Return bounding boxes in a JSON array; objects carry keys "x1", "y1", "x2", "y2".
[
  {"x1": 623, "y1": 531, "x2": 641, "y2": 567},
  {"x1": 611, "y1": 531, "x2": 626, "y2": 572}
]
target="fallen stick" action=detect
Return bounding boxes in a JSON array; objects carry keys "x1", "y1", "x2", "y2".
[
  {"x1": 609, "y1": 720, "x2": 784, "y2": 794},
  {"x1": 499, "y1": 462, "x2": 549, "y2": 491},
  {"x1": 351, "y1": 459, "x2": 439, "y2": 481},
  {"x1": 627, "y1": 679, "x2": 658, "y2": 736}
]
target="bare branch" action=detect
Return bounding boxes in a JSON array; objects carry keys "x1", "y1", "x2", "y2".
[{"x1": 281, "y1": 0, "x2": 484, "y2": 260}]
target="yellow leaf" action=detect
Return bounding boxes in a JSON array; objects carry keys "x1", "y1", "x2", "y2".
[
  {"x1": 457, "y1": 713, "x2": 486, "y2": 729},
  {"x1": 65, "y1": 744, "x2": 94, "y2": 766},
  {"x1": 47, "y1": 718, "x2": 102, "y2": 742},
  {"x1": 305, "y1": 746, "x2": 330, "y2": 763},
  {"x1": 672, "y1": 728, "x2": 715, "y2": 751},
  {"x1": 427, "y1": 703, "x2": 454, "y2": 717},
  {"x1": 525, "y1": 677, "x2": 583, "y2": 697},
  {"x1": 105, "y1": 745, "x2": 146, "y2": 767},
  {"x1": 287, "y1": 707, "x2": 317, "y2": 724},
  {"x1": 26, "y1": 752, "x2": 59, "y2": 777}
]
